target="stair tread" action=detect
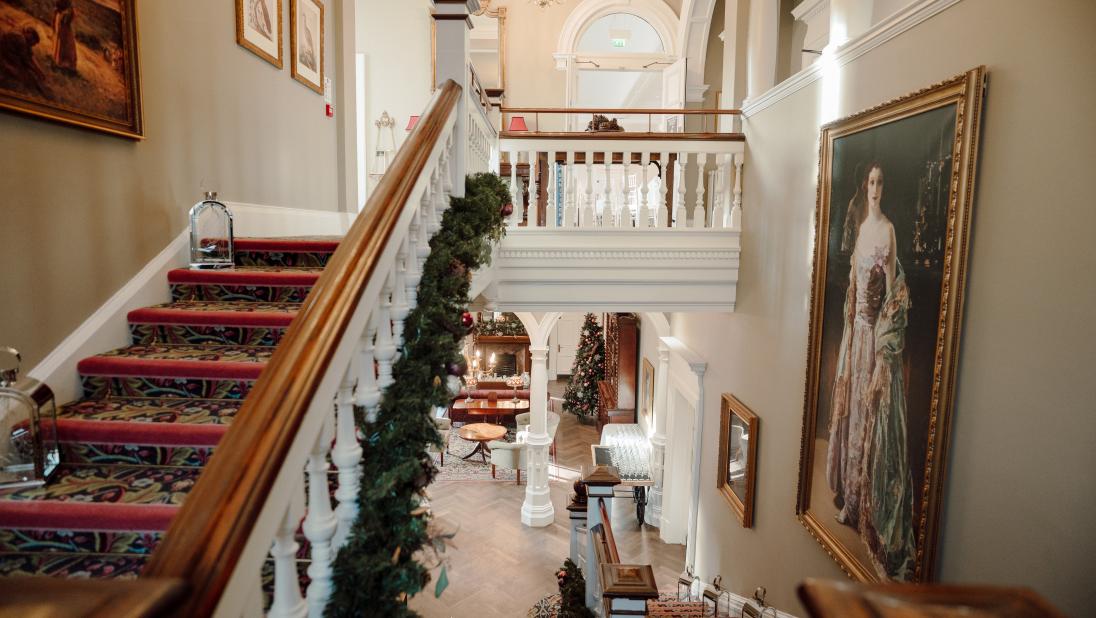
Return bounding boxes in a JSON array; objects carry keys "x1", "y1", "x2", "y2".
[
  {"x1": 0, "y1": 551, "x2": 147, "y2": 579},
  {"x1": 128, "y1": 301, "x2": 299, "y2": 327},
  {"x1": 77, "y1": 344, "x2": 272, "y2": 380},
  {"x1": 55, "y1": 397, "x2": 239, "y2": 448},
  {"x1": 234, "y1": 237, "x2": 340, "y2": 252},
  {"x1": 0, "y1": 464, "x2": 198, "y2": 531},
  {"x1": 168, "y1": 266, "x2": 323, "y2": 286}
]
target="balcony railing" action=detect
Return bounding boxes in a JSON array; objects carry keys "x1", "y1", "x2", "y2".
[{"x1": 497, "y1": 108, "x2": 744, "y2": 231}]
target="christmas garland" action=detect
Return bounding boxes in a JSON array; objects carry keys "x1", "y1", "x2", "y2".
[
  {"x1": 474, "y1": 313, "x2": 527, "y2": 337},
  {"x1": 327, "y1": 173, "x2": 510, "y2": 617}
]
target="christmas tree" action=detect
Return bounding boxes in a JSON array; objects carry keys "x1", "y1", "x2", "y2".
[{"x1": 563, "y1": 313, "x2": 604, "y2": 422}]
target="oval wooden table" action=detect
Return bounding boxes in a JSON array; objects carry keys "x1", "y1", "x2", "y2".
[
  {"x1": 456, "y1": 422, "x2": 508, "y2": 463},
  {"x1": 451, "y1": 398, "x2": 530, "y2": 425}
]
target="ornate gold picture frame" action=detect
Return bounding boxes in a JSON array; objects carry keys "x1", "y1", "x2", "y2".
[
  {"x1": 796, "y1": 67, "x2": 986, "y2": 582},
  {"x1": 641, "y1": 357, "x2": 654, "y2": 422},
  {"x1": 290, "y1": 0, "x2": 323, "y2": 94},
  {"x1": 236, "y1": 0, "x2": 283, "y2": 69},
  {"x1": 0, "y1": 0, "x2": 143, "y2": 138},
  {"x1": 717, "y1": 394, "x2": 758, "y2": 528}
]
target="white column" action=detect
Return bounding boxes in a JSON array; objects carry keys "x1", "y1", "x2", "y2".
[
  {"x1": 333, "y1": 363, "x2": 362, "y2": 548},
  {"x1": 685, "y1": 365, "x2": 708, "y2": 571},
  {"x1": 746, "y1": 0, "x2": 780, "y2": 101},
  {"x1": 521, "y1": 346, "x2": 554, "y2": 527},
  {"x1": 431, "y1": 0, "x2": 474, "y2": 196},
  {"x1": 304, "y1": 415, "x2": 337, "y2": 618},
  {"x1": 647, "y1": 344, "x2": 671, "y2": 528}
]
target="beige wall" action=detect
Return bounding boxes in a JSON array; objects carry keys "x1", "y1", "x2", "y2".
[
  {"x1": 671, "y1": 0, "x2": 1096, "y2": 615},
  {"x1": 0, "y1": 0, "x2": 340, "y2": 369}
]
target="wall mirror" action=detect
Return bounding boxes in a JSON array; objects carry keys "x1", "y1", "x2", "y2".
[{"x1": 717, "y1": 393, "x2": 759, "y2": 527}]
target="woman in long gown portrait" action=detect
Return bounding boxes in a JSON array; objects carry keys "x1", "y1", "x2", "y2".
[
  {"x1": 825, "y1": 162, "x2": 918, "y2": 580},
  {"x1": 52, "y1": 0, "x2": 78, "y2": 73}
]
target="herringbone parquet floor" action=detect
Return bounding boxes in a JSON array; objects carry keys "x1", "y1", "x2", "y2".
[{"x1": 408, "y1": 383, "x2": 685, "y2": 617}]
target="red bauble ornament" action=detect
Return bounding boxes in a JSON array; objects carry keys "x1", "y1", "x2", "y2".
[
  {"x1": 500, "y1": 202, "x2": 514, "y2": 218},
  {"x1": 461, "y1": 311, "x2": 475, "y2": 332}
]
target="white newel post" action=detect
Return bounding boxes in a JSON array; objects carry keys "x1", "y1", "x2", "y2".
[
  {"x1": 304, "y1": 415, "x2": 337, "y2": 618},
  {"x1": 582, "y1": 472, "x2": 621, "y2": 610},
  {"x1": 333, "y1": 362, "x2": 362, "y2": 548},
  {"x1": 431, "y1": 0, "x2": 477, "y2": 196},
  {"x1": 521, "y1": 346, "x2": 554, "y2": 527},
  {"x1": 648, "y1": 344, "x2": 671, "y2": 528}
]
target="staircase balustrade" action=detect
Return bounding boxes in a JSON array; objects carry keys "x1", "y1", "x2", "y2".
[
  {"x1": 498, "y1": 115, "x2": 744, "y2": 230},
  {"x1": 139, "y1": 81, "x2": 464, "y2": 617}
]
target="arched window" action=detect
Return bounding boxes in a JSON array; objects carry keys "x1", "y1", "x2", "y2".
[{"x1": 576, "y1": 13, "x2": 665, "y2": 54}]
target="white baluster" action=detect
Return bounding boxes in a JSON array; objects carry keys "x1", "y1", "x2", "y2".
[
  {"x1": 431, "y1": 168, "x2": 446, "y2": 233},
  {"x1": 564, "y1": 151, "x2": 576, "y2": 227},
  {"x1": 304, "y1": 415, "x2": 337, "y2": 617},
  {"x1": 417, "y1": 192, "x2": 431, "y2": 267},
  {"x1": 602, "y1": 152, "x2": 612, "y2": 227},
  {"x1": 441, "y1": 133, "x2": 454, "y2": 194},
  {"x1": 638, "y1": 152, "x2": 651, "y2": 229},
  {"x1": 674, "y1": 152, "x2": 688, "y2": 228},
  {"x1": 405, "y1": 211, "x2": 422, "y2": 311},
  {"x1": 713, "y1": 154, "x2": 730, "y2": 229},
  {"x1": 731, "y1": 152, "x2": 744, "y2": 229},
  {"x1": 528, "y1": 150, "x2": 538, "y2": 227},
  {"x1": 693, "y1": 153, "x2": 707, "y2": 228},
  {"x1": 333, "y1": 362, "x2": 361, "y2": 549},
  {"x1": 583, "y1": 151, "x2": 595, "y2": 227},
  {"x1": 619, "y1": 151, "x2": 634, "y2": 228},
  {"x1": 374, "y1": 274, "x2": 396, "y2": 390},
  {"x1": 356, "y1": 313, "x2": 381, "y2": 423},
  {"x1": 657, "y1": 151, "x2": 670, "y2": 228},
  {"x1": 268, "y1": 487, "x2": 306, "y2": 618},
  {"x1": 546, "y1": 152, "x2": 557, "y2": 228},
  {"x1": 508, "y1": 151, "x2": 520, "y2": 227},
  {"x1": 391, "y1": 241, "x2": 409, "y2": 346}
]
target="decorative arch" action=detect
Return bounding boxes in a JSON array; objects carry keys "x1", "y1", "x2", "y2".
[
  {"x1": 556, "y1": 0, "x2": 682, "y2": 58},
  {"x1": 678, "y1": 0, "x2": 719, "y2": 102}
]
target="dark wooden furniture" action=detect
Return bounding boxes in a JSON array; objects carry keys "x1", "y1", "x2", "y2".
[
  {"x1": 456, "y1": 423, "x2": 507, "y2": 463},
  {"x1": 451, "y1": 398, "x2": 529, "y2": 425},
  {"x1": 597, "y1": 313, "x2": 639, "y2": 432},
  {"x1": 797, "y1": 579, "x2": 1067, "y2": 618}
]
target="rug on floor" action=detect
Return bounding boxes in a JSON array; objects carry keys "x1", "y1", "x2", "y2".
[{"x1": 432, "y1": 431, "x2": 519, "y2": 482}]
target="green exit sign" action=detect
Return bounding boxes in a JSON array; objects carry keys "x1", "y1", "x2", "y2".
[{"x1": 611, "y1": 38, "x2": 627, "y2": 48}]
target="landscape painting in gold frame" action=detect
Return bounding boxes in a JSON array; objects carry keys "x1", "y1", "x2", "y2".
[
  {"x1": 290, "y1": 0, "x2": 323, "y2": 94},
  {"x1": 795, "y1": 67, "x2": 986, "y2": 583},
  {"x1": 717, "y1": 394, "x2": 758, "y2": 528},
  {"x1": 0, "y1": 0, "x2": 142, "y2": 138},
  {"x1": 236, "y1": 0, "x2": 283, "y2": 69}
]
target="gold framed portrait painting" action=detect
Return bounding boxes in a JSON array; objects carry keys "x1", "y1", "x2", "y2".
[
  {"x1": 717, "y1": 394, "x2": 758, "y2": 528},
  {"x1": 290, "y1": 0, "x2": 323, "y2": 94},
  {"x1": 0, "y1": 0, "x2": 142, "y2": 138},
  {"x1": 796, "y1": 67, "x2": 986, "y2": 583},
  {"x1": 236, "y1": 0, "x2": 283, "y2": 69}
]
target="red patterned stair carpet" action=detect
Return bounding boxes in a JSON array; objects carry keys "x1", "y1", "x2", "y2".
[{"x1": 0, "y1": 237, "x2": 338, "y2": 583}]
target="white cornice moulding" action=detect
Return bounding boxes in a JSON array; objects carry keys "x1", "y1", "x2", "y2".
[
  {"x1": 791, "y1": 0, "x2": 829, "y2": 22},
  {"x1": 686, "y1": 83, "x2": 711, "y2": 103},
  {"x1": 741, "y1": 0, "x2": 965, "y2": 117}
]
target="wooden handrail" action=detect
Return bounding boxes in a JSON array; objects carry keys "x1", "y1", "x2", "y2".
[
  {"x1": 0, "y1": 577, "x2": 185, "y2": 618},
  {"x1": 502, "y1": 107, "x2": 741, "y2": 115},
  {"x1": 142, "y1": 81, "x2": 463, "y2": 617},
  {"x1": 597, "y1": 498, "x2": 620, "y2": 564}
]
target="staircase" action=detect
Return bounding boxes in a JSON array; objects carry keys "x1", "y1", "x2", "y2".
[{"x1": 0, "y1": 238, "x2": 338, "y2": 581}]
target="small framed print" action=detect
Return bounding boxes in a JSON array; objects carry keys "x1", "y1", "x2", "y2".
[
  {"x1": 236, "y1": 0, "x2": 283, "y2": 68},
  {"x1": 290, "y1": 0, "x2": 324, "y2": 94},
  {"x1": 641, "y1": 358, "x2": 655, "y2": 422},
  {"x1": 717, "y1": 394, "x2": 758, "y2": 528}
]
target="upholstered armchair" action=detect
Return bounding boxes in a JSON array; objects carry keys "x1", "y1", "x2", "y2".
[
  {"x1": 488, "y1": 439, "x2": 527, "y2": 484},
  {"x1": 515, "y1": 411, "x2": 561, "y2": 458},
  {"x1": 433, "y1": 416, "x2": 451, "y2": 466}
]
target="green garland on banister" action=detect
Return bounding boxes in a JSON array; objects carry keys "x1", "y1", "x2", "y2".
[{"x1": 327, "y1": 173, "x2": 509, "y2": 617}]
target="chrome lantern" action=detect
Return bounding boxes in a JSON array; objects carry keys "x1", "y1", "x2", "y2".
[
  {"x1": 0, "y1": 347, "x2": 60, "y2": 490},
  {"x1": 189, "y1": 191, "x2": 234, "y2": 269}
]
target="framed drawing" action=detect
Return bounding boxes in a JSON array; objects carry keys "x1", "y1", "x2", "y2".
[
  {"x1": 641, "y1": 358, "x2": 654, "y2": 422},
  {"x1": 717, "y1": 394, "x2": 758, "y2": 528},
  {"x1": 236, "y1": 0, "x2": 283, "y2": 68},
  {"x1": 796, "y1": 67, "x2": 986, "y2": 583},
  {"x1": 290, "y1": 0, "x2": 323, "y2": 94},
  {"x1": 0, "y1": 0, "x2": 142, "y2": 138}
]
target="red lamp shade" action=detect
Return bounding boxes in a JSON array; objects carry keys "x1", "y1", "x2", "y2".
[
  {"x1": 508, "y1": 115, "x2": 529, "y2": 132},
  {"x1": 406, "y1": 115, "x2": 420, "y2": 131}
]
